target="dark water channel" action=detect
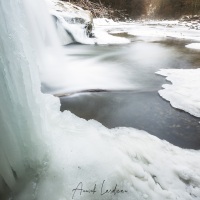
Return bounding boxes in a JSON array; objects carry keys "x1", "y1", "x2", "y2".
[{"x1": 60, "y1": 36, "x2": 200, "y2": 149}]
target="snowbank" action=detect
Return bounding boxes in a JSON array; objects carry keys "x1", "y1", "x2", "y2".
[{"x1": 38, "y1": 106, "x2": 200, "y2": 200}]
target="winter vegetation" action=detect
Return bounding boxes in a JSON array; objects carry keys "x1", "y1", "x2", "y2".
[{"x1": 62, "y1": 0, "x2": 200, "y2": 19}]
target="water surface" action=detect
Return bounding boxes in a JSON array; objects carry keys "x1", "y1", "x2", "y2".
[{"x1": 60, "y1": 36, "x2": 200, "y2": 149}]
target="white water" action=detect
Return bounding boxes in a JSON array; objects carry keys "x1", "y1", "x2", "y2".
[
  {"x1": 47, "y1": 0, "x2": 130, "y2": 45},
  {"x1": 36, "y1": 0, "x2": 133, "y2": 95},
  {"x1": 1, "y1": 1, "x2": 200, "y2": 200}
]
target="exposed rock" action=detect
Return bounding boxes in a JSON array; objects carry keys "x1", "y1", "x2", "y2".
[
  {"x1": 179, "y1": 15, "x2": 200, "y2": 30},
  {"x1": 180, "y1": 15, "x2": 200, "y2": 21}
]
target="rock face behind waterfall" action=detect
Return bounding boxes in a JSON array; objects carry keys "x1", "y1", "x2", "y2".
[{"x1": 47, "y1": 0, "x2": 94, "y2": 45}]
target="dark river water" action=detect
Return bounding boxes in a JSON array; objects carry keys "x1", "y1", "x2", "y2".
[{"x1": 60, "y1": 35, "x2": 200, "y2": 149}]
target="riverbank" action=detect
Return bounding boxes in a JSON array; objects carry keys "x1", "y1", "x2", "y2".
[{"x1": 94, "y1": 18, "x2": 200, "y2": 48}]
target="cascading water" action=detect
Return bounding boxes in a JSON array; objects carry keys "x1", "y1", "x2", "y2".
[{"x1": 1, "y1": 0, "x2": 200, "y2": 200}]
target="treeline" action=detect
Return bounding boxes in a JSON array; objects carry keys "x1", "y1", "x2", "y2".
[
  {"x1": 90, "y1": 0, "x2": 147, "y2": 19},
  {"x1": 63, "y1": 0, "x2": 127, "y2": 18},
  {"x1": 149, "y1": 0, "x2": 200, "y2": 18},
  {"x1": 63, "y1": 0, "x2": 200, "y2": 19},
  {"x1": 90, "y1": 0, "x2": 200, "y2": 19}
]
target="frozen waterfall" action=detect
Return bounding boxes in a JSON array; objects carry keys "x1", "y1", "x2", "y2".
[
  {"x1": 0, "y1": 0, "x2": 200, "y2": 200},
  {"x1": 0, "y1": 0, "x2": 61, "y2": 191}
]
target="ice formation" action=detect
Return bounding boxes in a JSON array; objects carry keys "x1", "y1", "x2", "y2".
[
  {"x1": 157, "y1": 69, "x2": 200, "y2": 118},
  {"x1": 0, "y1": 0, "x2": 56, "y2": 190},
  {"x1": 47, "y1": 0, "x2": 94, "y2": 45},
  {"x1": 94, "y1": 19, "x2": 200, "y2": 42},
  {"x1": 186, "y1": 43, "x2": 200, "y2": 50},
  {"x1": 0, "y1": 0, "x2": 200, "y2": 200}
]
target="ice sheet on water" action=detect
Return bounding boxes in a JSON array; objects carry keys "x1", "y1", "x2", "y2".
[
  {"x1": 186, "y1": 43, "x2": 200, "y2": 49},
  {"x1": 156, "y1": 69, "x2": 200, "y2": 118}
]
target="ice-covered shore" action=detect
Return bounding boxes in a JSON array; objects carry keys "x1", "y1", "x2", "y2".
[{"x1": 94, "y1": 18, "x2": 200, "y2": 49}]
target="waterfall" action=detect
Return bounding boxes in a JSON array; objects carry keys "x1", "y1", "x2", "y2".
[{"x1": 0, "y1": 0, "x2": 200, "y2": 200}]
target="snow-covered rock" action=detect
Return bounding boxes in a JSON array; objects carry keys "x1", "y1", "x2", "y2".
[
  {"x1": 47, "y1": 0, "x2": 94, "y2": 45},
  {"x1": 47, "y1": 0, "x2": 130, "y2": 45}
]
